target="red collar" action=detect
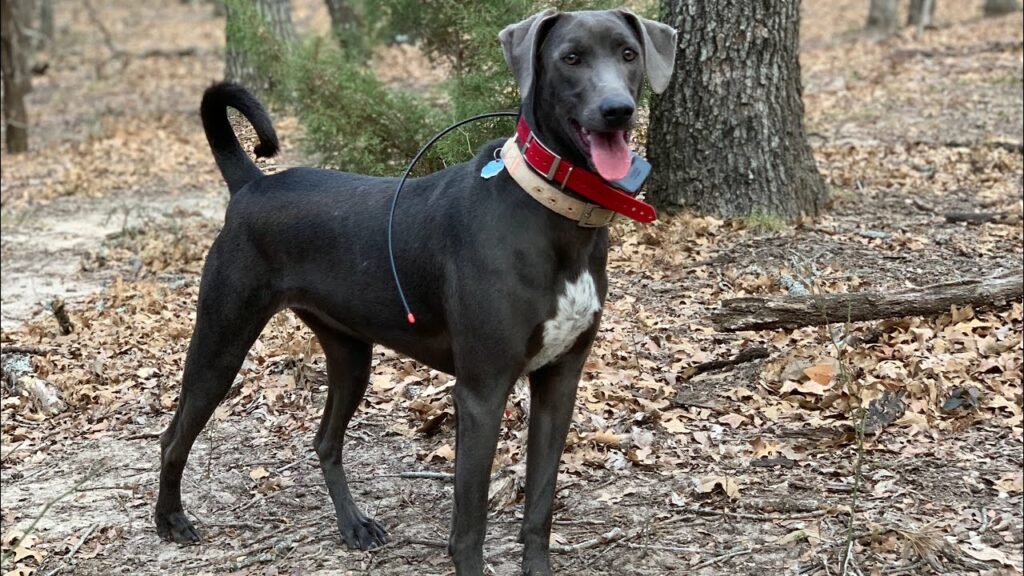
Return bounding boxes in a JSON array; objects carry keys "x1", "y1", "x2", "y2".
[{"x1": 514, "y1": 117, "x2": 656, "y2": 224}]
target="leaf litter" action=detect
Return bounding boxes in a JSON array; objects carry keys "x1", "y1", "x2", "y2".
[{"x1": 1, "y1": 1, "x2": 1022, "y2": 575}]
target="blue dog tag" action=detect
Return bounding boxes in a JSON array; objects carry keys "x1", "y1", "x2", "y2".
[{"x1": 480, "y1": 158, "x2": 505, "y2": 179}]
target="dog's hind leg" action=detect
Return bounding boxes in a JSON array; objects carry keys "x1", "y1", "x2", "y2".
[
  {"x1": 155, "y1": 257, "x2": 276, "y2": 544},
  {"x1": 296, "y1": 311, "x2": 387, "y2": 550}
]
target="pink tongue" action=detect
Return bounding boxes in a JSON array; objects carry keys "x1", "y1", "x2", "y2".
[{"x1": 590, "y1": 131, "x2": 631, "y2": 181}]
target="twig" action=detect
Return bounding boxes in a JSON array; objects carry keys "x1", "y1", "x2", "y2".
[
  {"x1": 68, "y1": 522, "x2": 98, "y2": 560},
  {"x1": 690, "y1": 546, "x2": 753, "y2": 570},
  {"x1": 683, "y1": 347, "x2": 770, "y2": 379},
  {"x1": 275, "y1": 453, "x2": 314, "y2": 474},
  {"x1": 910, "y1": 198, "x2": 934, "y2": 213},
  {"x1": 883, "y1": 560, "x2": 924, "y2": 575},
  {"x1": 123, "y1": 432, "x2": 161, "y2": 441},
  {"x1": 550, "y1": 526, "x2": 638, "y2": 553},
  {"x1": 407, "y1": 538, "x2": 447, "y2": 548},
  {"x1": 4, "y1": 466, "x2": 108, "y2": 567},
  {"x1": 39, "y1": 523, "x2": 99, "y2": 576},
  {"x1": 679, "y1": 505, "x2": 828, "y2": 522},
  {"x1": 389, "y1": 471, "x2": 454, "y2": 482},
  {"x1": 621, "y1": 541, "x2": 701, "y2": 553},
  {"x1": 75, "y1": 485, "x2": 136, "y2": 492},
  {"x1": 827, "y1": 310, "x2": 867, "y2": 576}
]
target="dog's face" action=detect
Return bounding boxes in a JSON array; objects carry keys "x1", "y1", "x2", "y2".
[{"x1": 500, "y1": 10, "x2": 677, "y2": 181}]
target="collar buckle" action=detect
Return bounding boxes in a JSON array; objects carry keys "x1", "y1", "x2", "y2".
[
  {"x1": 520, "y1": 130, "x2": 563, "y2": 180},
  {"x1": 577, "y1": 203, "x2": 615, "y2": 228}
]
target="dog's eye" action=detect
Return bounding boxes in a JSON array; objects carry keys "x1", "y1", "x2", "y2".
[
  {"x1": 623, "y1": 48, "x2": 638, "y2": 62},
  {"x1": 562, "y1": 53, "x2": 581, "y2": 65}
]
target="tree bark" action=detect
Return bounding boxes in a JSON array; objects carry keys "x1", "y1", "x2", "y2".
[
  {"x1": 983, "y1": 0, "x2": 1022, "y2": 16},
  {"x1": 866, "y1": 0, "x2": 899, "y2": 31},
  {"x1": 647, "y1": 0, "x2": 828, "y2": 220},
  {"x1": 324, "y1": 0, "x2": 360, "y2": 50},
  {"x1": 907, "y1": 0, "x2": 936, "y2": 27},
  {"x1": 1, "y1": 0, "x2": 31, "y2": 153},
  {"x1": 225, "y1": 0, "x2": 295, "y2": 95},
  {"x1": 711, "y1": 273, "x2": 1023, "y2": 332}
]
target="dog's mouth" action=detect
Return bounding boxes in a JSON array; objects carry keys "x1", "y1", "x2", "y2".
[{"x1": 571, "y1": 120, "x2": 632, "y2": 181}]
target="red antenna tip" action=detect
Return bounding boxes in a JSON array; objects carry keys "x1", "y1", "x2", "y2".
[{"x1": 407, "y1": 313, "x2": 416, "y2": 325}]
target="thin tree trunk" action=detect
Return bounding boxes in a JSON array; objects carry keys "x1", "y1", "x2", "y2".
[
  {"x1": 1, "y1": 0, "x2": 31, "y2": 153},
  {"x1": 907, "y1": 0, "x2": 936, "y2": 26},
  {"x1": 647, "y1": 0, "x2": 828, "y2": 220},
  {"x1": 866, "y1": 0, "x2": 899, "y2": 31},
  {"x1": 225, "y1": 0, "x2": 295, "y2": 95},
  {"x1": 324, "y1": 0, "x2": 360, "y2": 50},
  {"x1": 983, "y1": 0, "x2": 1022, "y2": 16},
  {"x1": 33, "y1": 0, "x2": 53, "y2": 50}
]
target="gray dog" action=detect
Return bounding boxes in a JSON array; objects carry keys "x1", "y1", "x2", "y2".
[{"x1": 155, "y1": 9, "x2": 675, "y2": 575}]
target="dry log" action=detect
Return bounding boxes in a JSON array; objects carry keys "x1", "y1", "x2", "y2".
[{"x1": 712, "y1": 272, "x2": 1022, "y2": 332}]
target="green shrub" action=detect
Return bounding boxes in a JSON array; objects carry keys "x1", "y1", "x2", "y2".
[{"x1": 224, "y1": 0, "x2": 635, "y2": 175}]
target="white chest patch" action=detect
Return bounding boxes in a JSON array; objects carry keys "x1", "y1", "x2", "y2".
[{"x1": 525, "y1": 271, "x2": 601, "y2": 373}]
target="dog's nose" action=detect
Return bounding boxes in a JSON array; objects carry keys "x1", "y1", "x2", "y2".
[{"x1": 599, "y1": 96, "x2": 635, "y2": 125}]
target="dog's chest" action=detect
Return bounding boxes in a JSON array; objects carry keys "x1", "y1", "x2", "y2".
[{"x1": 525, "y1": 272, "x2": 601, "y2": 373}]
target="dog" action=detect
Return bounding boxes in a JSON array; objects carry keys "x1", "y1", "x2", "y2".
[{"x1": 156, "y1": 9, "x2": 675, "y2": 575}]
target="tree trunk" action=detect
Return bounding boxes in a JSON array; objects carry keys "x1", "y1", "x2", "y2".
[
  {"x1": 983, "y1": 0, "x2": 1022, "y2": 16},
  {"x1": 324, "y1": 0, "x2": 360, "y2": 50},
  {"x1": 647, "y1": 0, "x2": 828, "y2": 220},
  {"x1": 1, "y1": 0, "x2": 31, "y2": 153},
  {"x1": 866, "y1": 0, "x2": 899, "y2": 31},
  {"x1": 36, "y1": 0, "x2": 53, "y2": 49},
  {"x1": 225, "y1": 0, "x2": 295, "y2": 95},
  {"x1": 907, "y1": 0, "x2": 936, "y2": 26}
]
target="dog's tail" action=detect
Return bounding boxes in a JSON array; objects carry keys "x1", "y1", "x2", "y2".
[{"x1": 200, "y1": 82, "x2": 279, "y2": 195}]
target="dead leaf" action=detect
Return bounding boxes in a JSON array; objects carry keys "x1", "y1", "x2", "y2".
[
  {"x1": 249, "y1": 467, "x2": 270, "y2": 481},
  {"x1": 803, "y1": 362, "x2": 835, "y2": 386},
  {"x1": 695, "y1": 475, "x2": 742, "y2": 499}
]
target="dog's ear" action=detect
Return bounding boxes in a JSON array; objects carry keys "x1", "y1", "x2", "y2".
[
  {"x1": 499, "y1": 9, "x2": 560, "y2": 100},
  {"x1": 618, "y1": 10, "x2": 678, "y2": 94}
]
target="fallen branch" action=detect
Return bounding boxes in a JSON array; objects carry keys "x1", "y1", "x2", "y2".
[
  {"x1": 683, "y1": 347, "x2": 770, "y2": 379},
  {"x1": 944, "y1": 211, "x2": 1019, "y2": 225},
  {"x1": 679, "y1": 505, "x2": 829, "y2": 522},
  {"x1": 712, "y1": 272, "x2": 1022, "y2": 332},
  {"x1": 550, "y1": 526, "x2": 638, "y2": 553},
  {"x1": 0, "y1": 345, "x2": 49, "y2": 356}
]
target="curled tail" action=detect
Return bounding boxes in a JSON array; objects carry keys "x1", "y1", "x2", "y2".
[{"x1": 200, "y1": 82, "x2": 280, "y2": 194}]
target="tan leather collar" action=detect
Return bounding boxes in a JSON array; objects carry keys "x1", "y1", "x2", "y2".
[{"x1": 501, "y1": 138, "x2": 615, "y2": 228}]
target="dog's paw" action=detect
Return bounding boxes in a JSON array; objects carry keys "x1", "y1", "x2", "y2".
[
  {"x1": 337, "y1": 513, "x2": 388, "y2": 550},
  {"x1": 156, "y1": 511, "x2": 201, "y2": 544},
  {"x1": 522, "y1": 558, "x2": 553, "y2": 576}
]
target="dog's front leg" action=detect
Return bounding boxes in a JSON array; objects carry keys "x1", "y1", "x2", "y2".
[
  {"x1": 448, "y1": 372, "x2": 518, "y2": 575},
  {"x1": 519, "y1": 330, "x2": 595, "y2": 576}
]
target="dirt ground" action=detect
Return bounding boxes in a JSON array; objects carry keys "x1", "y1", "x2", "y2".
[{"x1": 1, "y1": 1, "x2": 1022, "y2": 575}]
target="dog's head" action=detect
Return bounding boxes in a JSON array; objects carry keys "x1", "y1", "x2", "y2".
[{"x1": 499, "y1": 9, "x2": 677, "y2": 181}]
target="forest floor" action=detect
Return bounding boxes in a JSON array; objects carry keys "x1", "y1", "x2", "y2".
[{"x1": 1, "y1": 1, "x2": 1022, "y2": 575}]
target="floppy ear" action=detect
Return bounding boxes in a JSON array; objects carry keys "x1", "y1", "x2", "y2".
[
  {"x1": 618, "y1": 10, "x2": 678, "y2": 94},
  {"x1": 498, "y1": 9, "x2": 560, "y2": 100}
]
